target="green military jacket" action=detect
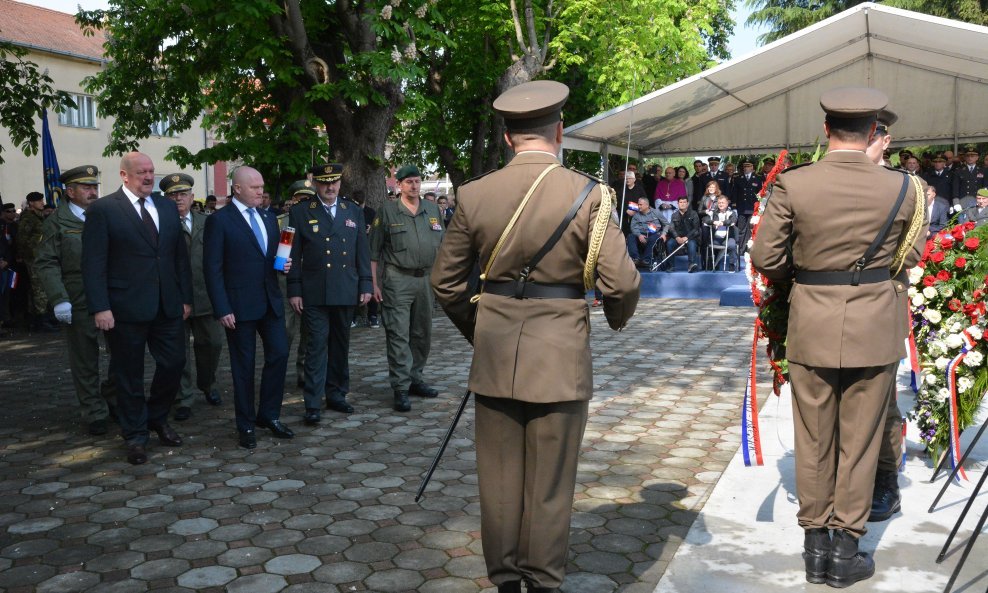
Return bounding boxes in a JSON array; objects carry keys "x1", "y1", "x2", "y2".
[
  {"x1": 369, "y1": 198, "x2": 444, "y2": 269},
  {"x1": 34, "y1": 202, "x2": 86, "y2": 311},
  {"x1": 16, "y1": 208, "x2": 45, "y2": 265},
  {"x1": 182, "y1": 210, "x2": 213, "y2": 317}
]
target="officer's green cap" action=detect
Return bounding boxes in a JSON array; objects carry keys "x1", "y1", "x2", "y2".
[
  {"x1": 819, "y1": 87, "x2": 887, "y2": 118},
  {"x1": 395, "y1": 165, "x2": 422, "y2": 181},
  {"x1": 288, "y1": 179, "x2": 315, "y2": 196},
  {"x1": 59, "y1": 165, "x2": 100, "y2": 185},
  {"x1": 978, "y1": 188, "x2": 988, "y2": 198},
  {"x1": 310, "y1": 163, "x2": 342, "y2": 182},
  {"x1": 493, "y1": 80, "x2": 569, "y2": 131},
  {"x1": 159, "y1": 173, "x2": 194, "y2": 194}
]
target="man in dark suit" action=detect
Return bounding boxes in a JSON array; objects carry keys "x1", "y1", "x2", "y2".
[
  {"x1": 81, "y1": 152, "x2": 193, "y2": 465},
  {"x1": 952, "y1": 147, "x2": 985, "y2": 210},
  {"x1": 204, "y1": 166, "x2": 294, "y2": 450},
  {"x1": 288, "y1": 164, "x2": 372, "y2": 424},
  {"x1": 922, "y1": 155, "x2": 953, "y2": 210}
]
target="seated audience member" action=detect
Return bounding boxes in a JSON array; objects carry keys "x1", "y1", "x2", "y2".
[
  {"x1": 653, "y1": 166, "x2": 687, "y2": 223},
  {"x1": 696, "y1": 180, "x2": 722, "y2": 215},
  {"x1": 621, "y1": 170, "x2": 647, "y2": 205},
  {"x1": 704, "y1": 195, "x2": 738, "y2": 271},
  {"x1": 962, "y1": 189, "x2": 988, "y2": 228},
  {"x1": 928, "y1": 185, "x2": 949, "y2": 236},
  {"x1": 668, "y1": 196, "x2": 701, "y2": 273},
  {"x1": 626, "y1": 197, "x2": 665, "y2": 268}
]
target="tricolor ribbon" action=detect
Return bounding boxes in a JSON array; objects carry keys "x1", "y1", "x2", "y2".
[
  {"x1": 627, "y1": 202, "x2": 640, "y2": 212},
  {"x1": 900, "y1": 417, "x2": 907, "y2": 471},
  {"x1": 907, "y1": 307, "x2": 921, "y2": 393},
  {"x1": 742, "y1": 320, "x2": 764, "y2": 466},
  {"x1": 647, "y1": 223, "x2": 659, "y2": 234},
  {"x1": 943, "y1": 328, "x2": 977, "y2": 481}
]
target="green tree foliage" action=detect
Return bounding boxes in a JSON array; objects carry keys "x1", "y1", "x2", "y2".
[
  {"x1": 0, "y1": 39, "x2": 72, "y2": 165},
  {"x1": 392, "y1": 0, "x2": 733, "y2": 190},
  {"x1": 746, "y1": 0, "x2": 987, "y2": 45},
  {"x1": 76, "y1": 0, "x2": 445, "y2": 201}
]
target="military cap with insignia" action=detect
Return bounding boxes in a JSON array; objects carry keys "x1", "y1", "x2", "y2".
[
  {"x1": 310, "y1": 163, "x2": 343, "y2": 182},
  {"x1": 493, "y1": 80, "x2": 569, "y2": 131},
  {"x1": 875, "y1": 108, "x2": 897, "y2": 134},
  {"x1": 59, "y1": 165, "x2": 100, "y2": 185},
  {"x1": 819, "y1": 87, "x2": 888, "y2": 120},
  {"x1": 963, "y1": 145, "x2": 980, "y2": 156},
  {"x1": 395, "y1": 164, "x2": 422, "y2": 181},
  {"x1": 159, "y1": 173, "x2": 194, "y2": 194},
  {"x1": 707, "y1": 156, "x2": 721, "y2": 163},
  {"x1": 932, "y1": 155, "x2": 947, "y2": 163},
  {"x1": 288, "y1": 179, "x2": 316, "y2": 196}
]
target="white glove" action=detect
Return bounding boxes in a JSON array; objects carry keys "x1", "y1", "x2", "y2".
[
  {"x1": 54, "y1": 301, "x2": 72, "y2": 324},
  {"x1": 953, "y1": 204, "x2": 963, "y2": 213}
]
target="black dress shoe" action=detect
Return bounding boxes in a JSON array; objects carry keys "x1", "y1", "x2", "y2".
[
  {"x1": 149, "y1": 422, "x2": 183, "y2": 446},
  {"x1": 497, "y1": 582, "x2": 522, "y2": 593},
  {"x1": 393, "y1": 390, "x2": 411, "y2": 412},
  {"x1": 409, "y1": 382, "x2": 438, "y2": 398},
  {"x1": 174, "y1": 406, "x2": 192, "y2": 421},
  {"x1": 238, "y1": 430, "x2": 257, "y2": 449},
  {"x1": 256, "y1": 418, "x2": 294, "y2": 439},
  {"x1": 203, "y1": 388, "x2": 222, "y2": 406},
  {"x1": 303, "y1": 408, "x2": 321, "y2": 425},
  {"x1": 126, "y1": 444, "x2": 148, "y2": 465},
  {"x1": 88, "y1": 418, "x2": 108, "y2": 436},
  {"x1": 326, "y1": 398, "x2": 354, "y2": 413},
  {"x1": 868, "y1": 469, "x2": 901, "y2": 522},
  {"x1": 803, "y1": 528, "x2": 831, "y2": 584},
  {"x1": 528, "y1": 587, "x2": 562, "y2": 593},
  {"x1": 826, "y1": 530, "x2": 875, "y2": 588}
]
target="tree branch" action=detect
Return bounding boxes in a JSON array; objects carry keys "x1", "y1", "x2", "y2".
[
  {"x1": 524, "y1": 0, "x2": 539, "y2": 56},
  {"x1": 509, "y1": 0, "x2": 526, "y2": 51}
]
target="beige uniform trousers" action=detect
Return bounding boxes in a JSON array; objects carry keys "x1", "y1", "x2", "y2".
[
  {"x1": 789, "y1": 362, "x2": 896, "y2": 537},
  {"x1": 475, "y1": 395, "x2": 588, "y2": 588}
]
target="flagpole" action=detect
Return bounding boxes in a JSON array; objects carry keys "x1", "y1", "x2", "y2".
[{"x1": 617, "y1": 71, "x2": 639, "y2": 231}]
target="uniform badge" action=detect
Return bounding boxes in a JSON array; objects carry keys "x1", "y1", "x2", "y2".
[
  {"x1": 309, "y1": 201, "x2": 317, "y2": 209},
  {"x1": 312, "y1": 225, "x2": 319, "y2": 233},
  {"x1": 308, "y1": 219, "x2": 318, "y2": 224},
  {"x1": 86, "y1": 167, "x2": 94, "y2": 175},
  {"x1": 430, "y1": 217, "x2": 442, "y2": 231},
  {"x1": 324, "y1": 166, "x2": 332, "y2": 173},
  {"x1": 171, "y1": 175, "x2": 180, "y2": 182},
  {"x1": 373, "y1": 218, "x2": 381, "y2": 227},
  {"x1": 345, "y1": 219, "x2": 356, "y2": 228}
]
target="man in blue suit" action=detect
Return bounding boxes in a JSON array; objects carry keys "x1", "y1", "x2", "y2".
[
  {"x1": 82, "y1": 152, "x2": 193, "y2": 465},
  {"x1": 204, "y1": 166, "x2": 294, "y2": 449},
  {"x1": 287, "y1": 164, "x2": 372, "y2": 423}
]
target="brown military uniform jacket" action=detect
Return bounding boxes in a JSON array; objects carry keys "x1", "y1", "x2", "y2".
[
  {"x1": 432, "y1": 151, "x2": 640, "y2": 403},
  {"x1": 751, "y1": 150, "x2": 928, "y2": 368}
]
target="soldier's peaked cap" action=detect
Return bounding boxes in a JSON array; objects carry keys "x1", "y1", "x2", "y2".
[
  {"x1": 819, "y1": 87, "x2": 888, "y2": 119},
  {"x1": 311, "y1": 163, "x2": 343, "y2": 182},
  {"x1": 288, "y1": 180, "x2": 316, "y2": 196},
  {"x1": 493, "y1": 80, "x2": 569, "y2": 131},
  {"x1": 159, "y1": 173, "x2": 194, "y2": 194},
  {"x1": 59, "y1": 165, "x2": 100, "y2": 185}
]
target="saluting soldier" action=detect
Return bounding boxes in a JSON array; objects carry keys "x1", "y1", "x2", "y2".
[
  {"x1": 161, "y1": 174, "x2": 224, "y2": 421},
  {"x1": 369, "y1": 164, "x2": 444, "y2": 413},
  {"x1": 952, "y1": 146, "x2": 985, "y2": 209},
  {"x1": 752, "y1": 87, "x2": 927, "y2": 588},
  {"x1": 34, "y1": 166, "x2": 116, "y2": 435},
  {"x1": 288, "y1": 164, "x2": 372, "y2": 423},
  {"x1": 279, "y1": 179, "x2": 315, "y2": 389},
  {"x1": 432, "y1": 81, "x2": 640, "y2": 593}
]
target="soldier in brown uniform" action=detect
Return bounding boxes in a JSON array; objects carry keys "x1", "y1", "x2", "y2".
[
  {"x1": 752, "y1": 87, "x2": 927, "y2": 588},
  {"x1": 432, "y1": 81, "x2": 640, "y2": 593}
]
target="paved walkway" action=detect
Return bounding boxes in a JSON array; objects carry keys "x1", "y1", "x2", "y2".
[{"x1": 0, "y1": 300, "x2": 756, "y2": 593}]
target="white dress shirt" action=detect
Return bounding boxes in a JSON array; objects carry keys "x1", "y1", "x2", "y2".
[
  {"x1": 121, "y1": 185, "x2": 159, "y2": 229},
  {"x1": 231, "y1": 197, "x2": 268, "y2": 247},
  {"x1": 68, "y1": 202, "x2": 86, "y2": 222}
]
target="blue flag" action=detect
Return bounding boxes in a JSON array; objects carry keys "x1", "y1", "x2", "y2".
[{"x1": 41, "y1": 109, "x2": 62, "y2": 206}]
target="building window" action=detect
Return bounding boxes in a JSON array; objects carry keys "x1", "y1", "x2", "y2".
[
  {"x1": 150, "y1": 118, "x2": 176, "y2": 137},
  {"x1": 58, "y1": 93, "x2": 97, "y2": 129}
]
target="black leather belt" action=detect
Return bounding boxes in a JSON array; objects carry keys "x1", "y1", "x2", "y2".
[
  {"x1": 392, "y1": 266, "x2": 429, "y2": 277},
  {"x1": 795, "y1": 268, "x2": 890, "y2": 286},
  {"x1": 485, "y1": 280, "x2": 586, "y2": 299}
]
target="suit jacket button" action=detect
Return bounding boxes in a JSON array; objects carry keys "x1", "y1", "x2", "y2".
[
  {"x1": 326, "y1": 263, "x2": 331, "y2": 268},
  {"x1": 325, "y1": 237, "x2": 330, "y2": 242},
  {"x1": 342, "y1": 251, "x2": 347, "y2": 256},
  {"x1": 326, "y1": 250, "x2": 331, "y2": 255}
]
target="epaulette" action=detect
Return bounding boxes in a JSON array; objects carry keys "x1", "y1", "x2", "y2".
[
  {"x1": 459, "y1": 169, "x2": 497, "y2": 187},
  {"x1": 781, "y1": 161, "x2": 813, "y2": 174},
  {"x1": 341, "y1": 196, "x2": 359, "y2": 205}
]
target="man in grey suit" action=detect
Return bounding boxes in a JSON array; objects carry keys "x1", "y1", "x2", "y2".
[
  {"x1": 963, "y1": 188, "x2": 988, "y2": 228},
  {"x1": 163, "y1": 174, "x2": 224, "y2": 421},
  {"x1": 288, "y1": 164, "x2": 372, "y2": 423}
]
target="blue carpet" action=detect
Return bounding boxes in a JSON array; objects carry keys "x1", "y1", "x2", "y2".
[{"x1": 637, "y1": 255, "x2": 751, "y2": 305}]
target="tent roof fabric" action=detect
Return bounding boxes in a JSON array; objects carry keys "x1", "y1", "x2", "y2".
[{"x1": 563, "y1": 3, "x2": 988, "y2": 158}]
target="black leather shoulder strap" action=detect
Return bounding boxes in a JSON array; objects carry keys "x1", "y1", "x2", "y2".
[
  {"x1": 853, "y1": 172, "x2": 911, "y2": 283},
  {"x1": 519, "y1": 179, "x2": 597, "y2": 282}
]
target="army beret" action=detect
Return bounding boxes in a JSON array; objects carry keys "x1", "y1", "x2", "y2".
[
  {"x1": 978, "y1": 188, "x2": 988, "y2": 198},
  {"x1": 493, "y1": 80, "x2": 569, "y2": 131},
  {"x1": 26, "y1": 192, "x2": 44, "y2": 202},
  {"x1": 159, "y1": 173, "x2": 194, "y2": 194},
  {"x1": 59, "y1": 165, "x2": 100, "y2": 185},
  {"x1": 288, "y1": 179, "x2": 315, "y2": 196},
  {"x1": 819, "y1": 87, "x2": 887, "y2": 118},
  {"x1": 395, "y1": 164, "x2": 422, "y2": 181},
  {"x1": 311, "y1": 163, "x2": 343, "y2": 182}
]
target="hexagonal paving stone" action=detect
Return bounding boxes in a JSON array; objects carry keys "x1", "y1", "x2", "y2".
[
  {"x1": 8, "y1": 516, "x2": 63, "y2": 534},
  {"x1": 444, "y1": 555, "x2": 488, "y2": 579},
  {"x1": 130, "y1": 558, "x2": 191, "y2": 580},
  {"x1": 418, "y1": 577, "x2": 481, "y2": 593},
  {"x1": 363, "y1": 569, "x2": 425, "y2": 592},
  {"x1": 343, "y1": 541, "x2": 398, "y2": 563},
  {"x1": 176, "y1": 565, "x2": 237, "y2": 588},
  {"x1": 208, "y1": 523, "x2": 262, "y2": 542},
  {"x1": 296, "y1": 534, "x2": 350, "y2": 556},
  {"x1": 264, "y1": 553, "x2": 321, "y2": 575},
  {"x1": 128, "y1": 533, "x2": 185, "y2": 553},
  {"x1": 225, "y1": 573, "x2": 288, "y2": 593},
  {"x1": 217, "y1": 546, "x2": 273, "y2": 568},
  {"x1": 251, "y1": 527, "x2": 304, "y2": 548},
  {"x1": 126, "y1": 494, "x2": 173, "y2": 509},
  {"x1": 0, "y1": 564, "x2": 58, "y2": 588},
  {"x1": 283, "y1": 513, "x2": 333, "y2": 530},
  {"x1": 394, "y1": 547, "x2": 450, "y2": 570},
  {"x1": 21, "y1": 481, "x2": 69, "y2": 495},
  {"x1": 85, "y1": 550, "x2": 146, "y2": 572},
  {"x1": 260, "y1": 479, "x2": 305, "y2": 491}
]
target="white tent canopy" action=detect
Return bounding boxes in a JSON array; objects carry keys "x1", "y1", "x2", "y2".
[{"x1": 562, "y1": 3, "x2": 988, "y2": 159}]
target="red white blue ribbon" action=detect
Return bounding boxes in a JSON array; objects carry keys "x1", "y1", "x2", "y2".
[
  {"x1": 907, "y1": 308, "x2": 922, "y2": 393},
  {"x1": 741, "y1": 323, "x2": 763, "y2": 466},
  {"x1": 943, "y1": 328, "x2": 977, "y2": 481}
]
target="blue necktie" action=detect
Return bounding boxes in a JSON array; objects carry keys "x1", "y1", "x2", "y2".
[{"x1": 247, "y1": 208, "x2": 266, "y2": 254}]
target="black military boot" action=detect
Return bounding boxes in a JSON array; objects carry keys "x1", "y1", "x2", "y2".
[
  {"x1": 868, "y1": 469, "x2": 901, "y2": 522},
  {"x1": 826, "y1": 530, "x2": 875, "y2": 588},
  {"x1": 802, "y1": 527, "x2": 831, "y2": 584},
  {"x1": 496, "y1": 582, "x2": 521, "y2": 593}
]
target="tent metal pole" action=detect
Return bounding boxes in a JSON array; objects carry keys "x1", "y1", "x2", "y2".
[{"x1": 953, "y1": 77, "x2": 959, "y2": 153}]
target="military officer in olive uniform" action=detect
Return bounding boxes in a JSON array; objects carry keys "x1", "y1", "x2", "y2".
[
  {"x1": 161, "y1": 174, "x2": 223, "y2": 421},
  {"x1": 34, "y1": 166, "x2": 117, "y2": 435},
  {"x1": 17, "y1": 191, "x2": 55, "y2": 331},
  {"x1": 432, "y1": 81, "x2": 640, "y2": 593},
  {"x1": 288, "y1": 164, "x2": 372, "y2": 423},
  {"x1": 369, "y1": 164, "x2": 443, "y2": 412},
  {"x1": 279, "y1": 180, "x2": 315, "y2": 388},
  {"x1": 752, "y1": 87, "x2": 927, "y2": 588}
]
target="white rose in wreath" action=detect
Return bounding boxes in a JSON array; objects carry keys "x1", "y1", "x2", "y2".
[
  {"x1": 946, "y1": 334, "x2": 964, "y2": 349},
  {"x1": 925, "y1": 309, "x2": 942, "y2": 324},
  {"x1": 969, "y1": 327, "x2": 983, "y2": 341},
  {"x1": 926, "y1": 374, "x2": 938, "y2": 386},
  {"x1": 964, "y1": 351, "x2": 984, "y2": 367},
  {"x1": 923, "y1": 286, "x2": 938, "y2": 299},
  {"x1": 935, "y1": 356, "x2": 950, "y2": 370},
  {"x1": 936, "y1": 388, "x2": 950, "y2": 403},
  {"x1": 912, "y1": 293, "x2": 925, "y2": 307}
]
